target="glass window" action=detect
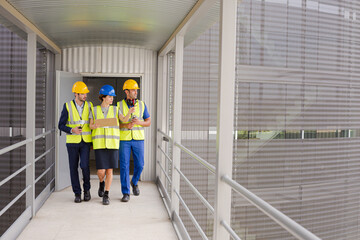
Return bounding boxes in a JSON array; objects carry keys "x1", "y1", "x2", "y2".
[
  {"x1": 0, "y1": 22, "x2": 27, "y2": 237},
  {"x1": 233, "y1": 1, "x2": 360, "y2": 239}
]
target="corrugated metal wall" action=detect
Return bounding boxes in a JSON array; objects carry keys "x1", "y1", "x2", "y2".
[{"x1": 62, "y1": 46, "x2": 157, "y2": 181}]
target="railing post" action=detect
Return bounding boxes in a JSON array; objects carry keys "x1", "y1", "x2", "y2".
[
  {"x1": 214, "y1": 0, "x2": 237, "y2": 239},
  {"x1": 45, "y1": 51, "x2": 55, "y2": 186},
  {"x1": 156, "y1": 54, "x2": 167, "y2": 186},
  {"x1": 26, "y1": 32, "x2": 37, "y2": 217},
  {"x1": 171, "y1": 35, "x2": 184, "y2": 218}
]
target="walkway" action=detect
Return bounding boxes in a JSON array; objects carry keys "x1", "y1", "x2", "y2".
[{"x1": 17, "y1": 179, "x2": 178, "y2": 240}]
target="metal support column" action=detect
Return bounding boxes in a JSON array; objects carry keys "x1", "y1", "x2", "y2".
[
  {"x1": 156, "y1": 55, "x2": 167, "y2": 186},
  {"x1": 45, "y1": 51, "x2": 55, "y2": 190},
  {"x1": 214, "y1": 0, "x2": 237, "y2": 239},
  {"x1": 171, "y1": 35, "x2": 184, "y2": 218},
  {"x1": 26, "y1": 32, "x2": 37, "y2": 217},
  {"x1": 55, "y1": 53, "x2": 61, "y2": 71}
]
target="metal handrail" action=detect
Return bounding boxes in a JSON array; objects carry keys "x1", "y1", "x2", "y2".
[
  {"x1": 0, "y1": 138, "x2": 32, "y2": 156},
  {"x1": 156, "y1": 160, "x2": 172, "y2": 184},
  {"x1": 156, "y1": 178, "x2": 172, "y2": 216},
  {"x1": 157, "y1": 129, "x2": 319, "y2": 240},
  {"x1": 174, "y1": 166, "x2": 214, "y2": 214},
  {"x1": 157, "y1": 176, "x2": 171, "y2": 201},
  {"x1": 158, "y1": 129, "x2": 215, "y2": 174},
  {"x1": 35, "y1": 163, "x2": 55, "y2": 184},
  {"x1": 174, "y1": 189, "x2": 209, "y2": 240},
  {"x1": 158, "y1": 128, "x2": 173, "y2": 142},
  {"x1": 0, "y1": 185, "x2": 31, "y2": 217},
  {"x1": 157, "y1": 145, "x2": 173, "y2": 164},
  {"x1": 34, "y1": 146, "x2": 55, "y2": 163},
  {"x1": 0, "y1": 163, "x2": 31, "y2": 188},
  {"x1": 221, "y1": 175, "x2": 321, "y2": 240},
  {"x1": 174, "y1": 142, "x2": 216, "y2": 174},
  {"x1": 220, "y1": 220, "x2": 241, "y2": 240},
  {"x1": 35, "y1": 129, "x2": 54, "y2": 141}
]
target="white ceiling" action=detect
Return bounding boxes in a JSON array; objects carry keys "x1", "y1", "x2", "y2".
[{"x1": 5, "y1": 0, "x2": 199, "y2": 50}]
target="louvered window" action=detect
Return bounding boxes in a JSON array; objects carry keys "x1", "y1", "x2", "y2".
[
  {"x1": 180, "y1": 9, "x2": 220, "y2": 239},
  {"x1": 0, "y1": 22, "x2": 27, "y2": 237},
  {"x1": 34, "y1": 48, "x2": 56, "y2": 198},
  {"x1": 0, "y1": 21, "x2": 56, "y2": 237},
  {"x1": 232, "y1": 1, "x2": 360, "y2": 239}
]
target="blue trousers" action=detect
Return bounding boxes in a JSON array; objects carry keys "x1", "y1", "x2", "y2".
[
  {"x1": 66, "y1": 141, "x2": 91, "y2": 194},
  {"x1": 119, "y1": 140, "x2": 144, "y2": 195}
]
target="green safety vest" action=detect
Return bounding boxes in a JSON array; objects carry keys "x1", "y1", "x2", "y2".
[
  {"x1": 65, "y1": 101, "x2": 93, "y2": 143},
  {"x1": 91, "y1": 105, "x2": 120, "y2": 149},
  {"x1": 117, "y1": 99, "x2": 145, "y2": 141}
]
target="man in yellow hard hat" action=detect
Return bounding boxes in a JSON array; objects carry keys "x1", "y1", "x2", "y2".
[
  {"x1": 58, "y1": 81, "x2": 93, "y2": 203},
  {"x1": 117, "y1": 79, "x2": 151, "y2": 202}
]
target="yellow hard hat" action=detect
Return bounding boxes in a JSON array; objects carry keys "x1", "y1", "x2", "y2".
[
  {"x1": 123, "y1": 79, "x2": 140, "y2": 90},
  {"x1": 72, "y1": 81, "x2": 89, "y2": 94}
]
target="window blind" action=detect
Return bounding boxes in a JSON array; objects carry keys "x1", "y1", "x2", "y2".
[
  {"x1": 233, "y1": 1, "x2": 360, "y2": 239},
  {"x1": 180, "y1": 18, "x2": 219, "y2": 240},
  {"x1": 0, "y1": 23, "x2": 27, "y2": 237}
]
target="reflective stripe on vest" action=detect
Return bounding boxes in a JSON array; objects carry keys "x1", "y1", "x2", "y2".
[
  {"x1": 91, "y1": 105, "x2": 120, "y2": 149},
  {"x1": 117, "y1": 99, "x2": 145, "y2": 141},
  {"x1": 65, "y1": 101, "x2": 92, "y2": 143}
]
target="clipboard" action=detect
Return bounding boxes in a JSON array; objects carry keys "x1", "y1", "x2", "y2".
[{"x1": 94, "y1": 118, "x2": 118, "y2": 127}]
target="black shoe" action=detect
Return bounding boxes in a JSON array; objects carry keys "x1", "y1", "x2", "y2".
[
  {"x1": 74, "y1": 194, "x2": 82, "y2": 203},
  {"x1": 98, "y1": 181, "x2": 105, "y2": 197},
  {"x1": 121, "y1": 194, "x2": 130, "y2": 202},
  {"x1": 131, "y1": 182, "x2": 140, "y2": 196},
  {"x1": 84, "y1": 190, "x2": 91, "y2": 201},
  {"x1": 103, "y1": 194, "x2": 110, "y2": 205}
]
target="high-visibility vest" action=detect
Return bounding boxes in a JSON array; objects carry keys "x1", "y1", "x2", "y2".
[
  {"x1": 91, "y1": 105, "x2": 120, "y2": 149},
  {"x1": 65, "y1": 101, "x2": 93, "y2": 143},
  {"x1": 117, "y1": 99, "x2": 145, "y2": 141}
]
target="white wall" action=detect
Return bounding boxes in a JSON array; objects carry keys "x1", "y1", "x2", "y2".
[{"x1": 62, "y1": 45, "x2": 157, "y2": 181}]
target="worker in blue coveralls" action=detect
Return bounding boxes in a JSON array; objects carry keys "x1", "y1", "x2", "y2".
[
  {"x1": 58, "y1": 81, "x2": 93, "y2": 203},
  {"x1": 117, "y1": 79, "x2": 151, "y2": 202}
]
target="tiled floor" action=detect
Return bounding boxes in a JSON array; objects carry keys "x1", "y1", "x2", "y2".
[{"x1": 17, "y1": 179, "x2": 178, "y2": 240}]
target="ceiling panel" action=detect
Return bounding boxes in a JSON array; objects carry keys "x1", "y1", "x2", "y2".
[{"x1": 5, "y1": 0, "x2": 198, "y2": 50}]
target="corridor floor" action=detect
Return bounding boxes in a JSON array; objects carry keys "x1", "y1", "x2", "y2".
[{"x1": 17, "y1": 179, "x2": 178, "y2": 240}]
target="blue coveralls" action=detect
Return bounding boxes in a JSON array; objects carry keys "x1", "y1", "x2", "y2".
[{"x1": 119, "y1": 102, "x2": 150, "y2": 195}]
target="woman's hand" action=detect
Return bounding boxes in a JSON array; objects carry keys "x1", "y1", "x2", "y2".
[{"x1": 90, "y1": 119, "x2": 99, "y2": 129}]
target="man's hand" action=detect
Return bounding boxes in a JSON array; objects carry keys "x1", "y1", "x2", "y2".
[
  {"x1": 131, "y1": 117, "x2": 141, "y2": 125},
  {"x1": 129, "y1": 107, "x2": 136, "y2": 114},
  {"x1": 72, "y1": 126, "x2": 82, "y2": 134},
  {"x1": 127, "y1": 122, "x2": 135, "y2": 129}
]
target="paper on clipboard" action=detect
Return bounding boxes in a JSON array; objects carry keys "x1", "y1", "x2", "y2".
[{"x1": 94, "y1": 118, "x2": 118, "y2": 127}]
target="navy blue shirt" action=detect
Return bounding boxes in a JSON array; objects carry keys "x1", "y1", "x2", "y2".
[{"x1": 58, "y1": 102, "x2": 72, "y2": 134}]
